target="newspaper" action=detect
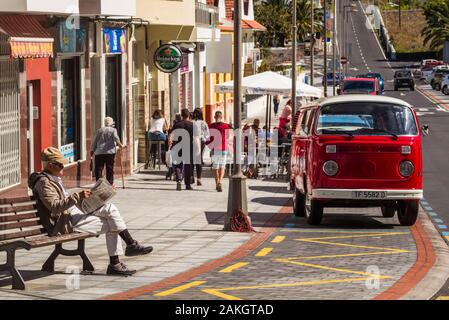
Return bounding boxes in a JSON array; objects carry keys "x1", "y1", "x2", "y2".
[{"x1": 81, "y1": 178, "x2": 116, "y2": 214}]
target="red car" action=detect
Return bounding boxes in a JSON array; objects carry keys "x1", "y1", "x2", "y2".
[
  {"x1": 339, "y1": 77, "x2": 379, "y2": 96},
  {"x1": 290, "y1": 95, "x2": 423, "y2": 226}
]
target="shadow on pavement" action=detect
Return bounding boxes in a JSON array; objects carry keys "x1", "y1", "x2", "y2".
[
  {"x1": 205, "y1": 211, "x2": 282, "y2": 228},
  {"x1": 251, "y1": 197, "x2": 290, "y2": 206},
  {"x1": 249, "y1": 185, "x2": 291, "y2": 194}
]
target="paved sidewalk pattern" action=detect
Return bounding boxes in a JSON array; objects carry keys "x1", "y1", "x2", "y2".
[{"x1": 0, "y1": 170, "x2": 289, "y2": 300}]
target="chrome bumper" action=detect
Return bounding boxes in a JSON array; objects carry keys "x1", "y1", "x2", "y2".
[{"x1": 311, "y1": 189, "x2": 423, "y2": 200}]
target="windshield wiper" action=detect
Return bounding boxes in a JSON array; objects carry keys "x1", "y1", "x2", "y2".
[
  {"x1": 355, "y1": 128, "x2": 398, "y2": 139},
  {"x1": 321, "y1": 129, "x2": 354, "y2": 137}
]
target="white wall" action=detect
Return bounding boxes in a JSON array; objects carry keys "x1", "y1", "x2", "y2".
[{"x1": 0, "y1": 0, "x2": 79, "y2": 14}]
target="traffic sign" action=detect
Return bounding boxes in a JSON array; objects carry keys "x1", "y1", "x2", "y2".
[{"x1": 341, "y1": 56, "x2": 348, "y2": 65}]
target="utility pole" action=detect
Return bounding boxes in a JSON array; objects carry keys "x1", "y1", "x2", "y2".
[
  {"x1": 332, "y1": 0, "x2": 337, "y2": 96},
  {"x1": 292, "y1": 0, "x2": 297, "y2": 115},
  {"x1": 226, "y1": 0, "x2": 248, "y2": 231},
  {"x1": 310, "y1": 0, "x2": 314, "y2": 86},
  {"x1": 398, "y1": 0, "x2": 401, "y2": 29},
  {"x1": 323, "y1": 0, "x2": 328, "y2": 97}
]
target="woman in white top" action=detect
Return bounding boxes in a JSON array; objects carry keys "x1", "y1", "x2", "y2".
[
  {"x1": 192, "y1": 108, "x2": 210, "y2": 186},
  {"x1": 148, "y1": 109, "x2": 169, "y2": 142}
]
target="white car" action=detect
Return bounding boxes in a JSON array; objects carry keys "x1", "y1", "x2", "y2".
[
  {"x1": 424, "y1": 66, "x2": 449, "y2": 84},
  {"x1": 441, "y1": 74, "x2": 449, "y2": 95}
]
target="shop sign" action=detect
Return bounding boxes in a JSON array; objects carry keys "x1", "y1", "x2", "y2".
[
  {"x1": 153, "y1": 44, "x2": 183, "y2": 73},
  {"x1": 10, "y1": 41, "x2": 53, "y2": 59},
  {"x1": 58, "y1": 21, "x2": 86, "y2": 53},
  {"x1": 103, "y1": 28, "x2": 126, "y2": 54},
  {"x1": 60, "y1": 143, "x2": 75, "y2": 162}
]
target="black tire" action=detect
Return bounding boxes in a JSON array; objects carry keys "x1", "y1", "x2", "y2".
[
  {"x1": 444, "y1": 86, "x2": 449, "y2": 95},
  {"x1": 431, "y1": 80, "x2": 435, "y2": 89},
  {"x1": 397, "y1": 200, "x2": 419, "y2": 226},
  {"x1": 305, "y1": 193, "x2": 323, "y2": 225},
  {"x1": 293, "y1": 187, "x2": 305, "y2": 217},
  {"x1": 381, "y1": 206, "x2": 396, "y2": 218}
]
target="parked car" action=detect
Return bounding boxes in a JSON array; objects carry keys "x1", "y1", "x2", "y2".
[
  {"x1": 431, "y1": 69, "x2": 449, "y2": 90},
  {"x1": 421, "y1": 59, "x2": 444, "y2": 69},
  {"x1": 339, "y1": 78, "x2": 379, "y2": 95},
  {"x1": 394, "y1": 70, "x2": 414, "y2": 91},
  {"x1": 357, "y1": 72, "x2": 384, "y2": 93},
  {"x1": 440, "y1": 74, "x2": 449, "y2": 95},
  {"x1": 322, "y1": 72, "x2": 345, "y2": 86},
  {"x1": 290, "y1": 95, "x2": 424, "y2": 226},
  {"x1": 422, "y1": 64, "x2": 449, "y2": 81}
]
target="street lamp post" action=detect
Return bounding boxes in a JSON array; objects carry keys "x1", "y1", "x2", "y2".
[
  {"x1": 323, "y1": 0, "x2": 328, "y2": 97},
  {"x1": 292, "y1": 0, "x2": 297, "y2": 115},
  {"x1": 342, "y1": 3, "x2": 357, "y2": 75},
  {"x1": 226, "y1": 0, "x2": 248, "y2": 231},
  {"x1": 310, "y1": 0, "x2": 314, "y2": 86},
  {"x1": 332, "y1": 0, "x2": 337, "y2": 95}
]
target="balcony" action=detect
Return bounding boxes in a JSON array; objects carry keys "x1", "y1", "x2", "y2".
[{"x1": 195, "y1": 1, "x2": 219, "y2": 28}]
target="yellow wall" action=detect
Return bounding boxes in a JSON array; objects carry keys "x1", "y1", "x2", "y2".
[{"x1": 136, "y1": 0, "x2": 195, "y2": 26}]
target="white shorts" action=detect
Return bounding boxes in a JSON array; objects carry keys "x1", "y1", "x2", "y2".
[{"x1": 211, "y1": 150, "x2": 229, "y2": 169}]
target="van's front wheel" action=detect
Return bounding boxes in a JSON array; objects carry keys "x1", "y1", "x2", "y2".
[
  {"x1": 381, "y1": 206, "x2": 396, "y2": 218},
  {"x1": 397, "y1": 200, "x2": 419, "y2": 226},
  {"x1": 305, "y1": 193, "x2": 323, "y2": 225}
]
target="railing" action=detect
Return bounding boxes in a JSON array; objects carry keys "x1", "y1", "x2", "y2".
[{"x1": 195, "y1": 1, "x2": 219, "y2": 27}]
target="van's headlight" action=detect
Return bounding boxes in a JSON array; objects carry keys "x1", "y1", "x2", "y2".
[
  {"x1": 399, "y1": 161, "x2": 414, "y2": 177},
  {"x1": 323, "y1": 160, "x2": 339, "y2": 176}
]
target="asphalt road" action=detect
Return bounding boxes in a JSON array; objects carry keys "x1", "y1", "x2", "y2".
[{"x1": 337, "y1": 0, "x2": 449, "y2": 298}]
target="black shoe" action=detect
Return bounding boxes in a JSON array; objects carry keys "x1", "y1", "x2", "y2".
[
  {"x1": 177, "y1": 182, "x2": 182, "y2": 191},
  {"x1": 125, "y1": 241, "x2": 154, "y2": 257},
  {"x1": 186, "y1": 185, "x2": 193, "y2": 190},
  {"x1": 107, "y1": 262, "x2": 136, "y2": 276}
]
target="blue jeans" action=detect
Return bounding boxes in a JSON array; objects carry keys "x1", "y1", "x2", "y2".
[{"x1": 148, "y1": 131, "x2": 167, "y2": 142}]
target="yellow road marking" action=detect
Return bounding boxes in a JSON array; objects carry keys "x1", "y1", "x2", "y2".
[
  {"x1": 255, "y1": 247, "x2": 273, "y2": 257},
  {"x1": 279, "y1": 250, "x2": 410, "y2": 261},
  {"x1": 202, "y1": 289, "x2": 242, "y2": 300},
  {"x1": 271, "y1": 236, "x2": 285, "y2": 243},
  {"x1": 154, "y1": 281, "x2": 206, "y2": 297},
  {"x1": 219, "y1": 262, "x2": 249, "y2": 273},
  {"x1": 275, "y1": 259, "x2": 392, "y2": 278},
  {"x1": 294, "y1": 232, "x2": 409, "y2": 241},
  {"x1": 202, "y1": 277, "x2": 381, "y2": 300},
  {"x1": 280, "y1": 229, "x2": 410, "y2": 234},
  {"x1": 436, "y1": 296, "x2": 449, "y2": 300},
  {"x1": 297, "y1": 239, "x2": 406, "y2": 252}
]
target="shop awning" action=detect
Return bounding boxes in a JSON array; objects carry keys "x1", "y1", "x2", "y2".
[{"x1": 0, "y1": 15, "x2": 54, "y2": 59}]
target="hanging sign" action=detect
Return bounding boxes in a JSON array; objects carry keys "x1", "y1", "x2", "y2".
[
  {"x1": 103, "y1": 28, "x2": 126, "y2": 54},
  {"x1": 153, "y1": 44, "x2": 183, "y2": 73}
]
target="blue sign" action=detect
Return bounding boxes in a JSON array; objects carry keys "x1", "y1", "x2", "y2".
[
  {"x1": 103, "y1": 28, "x2": 126, "y2": 54},
  {"x1": 58, "y1": 21, "x2": 86, "y2": 53}
]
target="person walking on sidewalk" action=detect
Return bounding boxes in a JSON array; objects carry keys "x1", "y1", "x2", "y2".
[
  {"x1": 29, "y1": 147, "x2": 153, "y2": 276},
  {"x1": 208, "y1": 111, "x2": 232, "y2": 192},
  {"x1": 192, "y1": 108, "x2": 210, "y2": 186},
  {"x1": 91, "y1": 117, "x2": 123, "y2": 187},
  {"x1": 169, "y1": 108, "x2": 194, "y2": 191}
]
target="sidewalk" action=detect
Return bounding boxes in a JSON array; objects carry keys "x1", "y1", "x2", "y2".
[{"x1": 0, "y1": 169, "x2": 290, "y2": 300}]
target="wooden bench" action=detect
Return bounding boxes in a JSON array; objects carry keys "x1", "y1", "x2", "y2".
[{"x1": 0, "y1": 197, "x2": 96, "y2": 290}]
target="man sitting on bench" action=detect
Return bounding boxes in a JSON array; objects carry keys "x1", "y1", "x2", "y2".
[{"x1": 29, "y1": 147, "x2": 153, "y2": 276}]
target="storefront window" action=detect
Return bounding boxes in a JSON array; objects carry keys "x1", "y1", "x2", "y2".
[
  {"x1": 60, "y1": 58, "x2": 80, "y2": 162},
  {"x1": 105, "y1": 56, "x2": 122, "y2": 139}
]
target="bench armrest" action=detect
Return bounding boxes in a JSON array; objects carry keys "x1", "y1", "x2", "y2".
[{"x1": 0, "y1": 240, "x2": 32, "y2": 252}]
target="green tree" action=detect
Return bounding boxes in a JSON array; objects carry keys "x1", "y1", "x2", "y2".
[
  {"x1": 294, "y1": 0, "x2": 323, "y2": 42},
  {"x1": 421, "y1": 0, "x2": 449, "y2": 50}
]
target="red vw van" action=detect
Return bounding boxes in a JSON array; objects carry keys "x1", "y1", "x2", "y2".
[{"x1": 290, "y1": 95, "x2": 423, "y2": 226}]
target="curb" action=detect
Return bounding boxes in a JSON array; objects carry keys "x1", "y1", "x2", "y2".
[
  {"x1": 416, "y1": 86, "x2": 449, "y2": 112},
  {"x1": 100, "y1": 201, "x2": 292, "y2": 300},
  {"x1": 374, "y1": 207, "x2": 449, "y2": 300},
  {"x1": 401, "y1": 207, "x2": 449, "y2": 299}
]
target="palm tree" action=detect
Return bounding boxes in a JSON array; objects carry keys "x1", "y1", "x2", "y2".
[
  {"x1": 421, "y1": 0, "x2": 449, "y2": 50},
  {"x1": 294, "y1": 0, "x2": 323, "y2": 42},
  {"x1": 255, "y1": 0, "x2": 291, "y2": 47}
]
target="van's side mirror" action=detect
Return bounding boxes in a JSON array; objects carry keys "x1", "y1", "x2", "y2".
[{"x1": 421, "y1": 124, "x2": 430, "y2": 136}]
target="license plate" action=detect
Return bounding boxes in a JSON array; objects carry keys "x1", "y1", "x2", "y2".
[{"x1": 352, "y1": 191, "x2": 387, "y2": 199}]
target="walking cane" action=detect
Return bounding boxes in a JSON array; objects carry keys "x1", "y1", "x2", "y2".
[{"x1": 119, "y1": 147, "x2": 126, "y2": 189}]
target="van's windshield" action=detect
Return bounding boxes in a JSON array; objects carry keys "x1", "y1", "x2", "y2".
[{"x1": 316, "y1": 102, "x2": 418, "y2": 136}]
